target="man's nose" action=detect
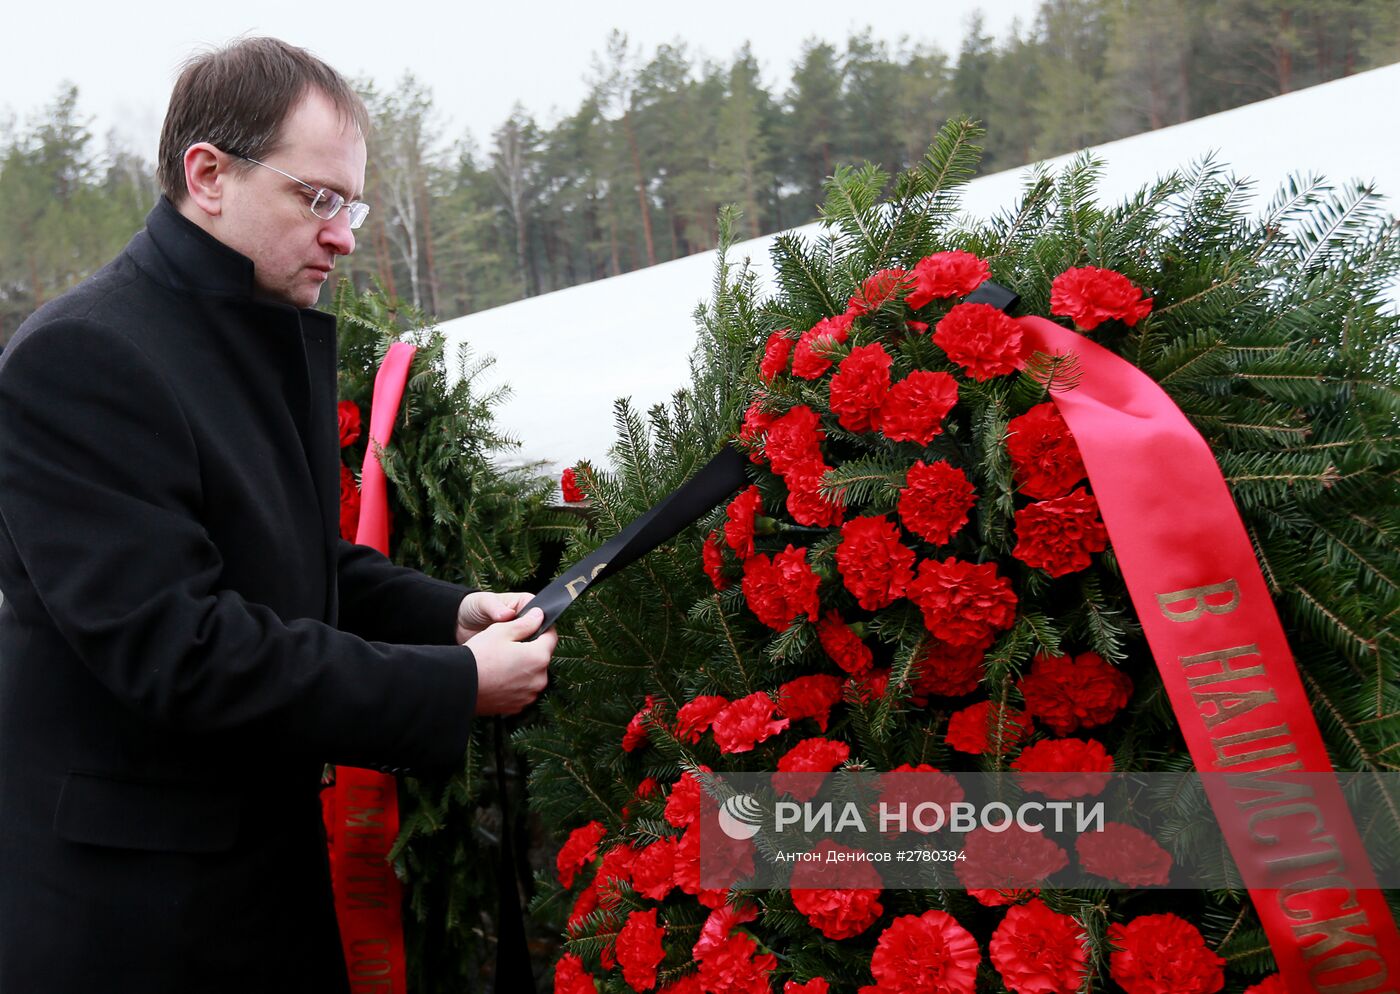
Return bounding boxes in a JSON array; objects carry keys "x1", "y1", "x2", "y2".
[{"x1": 319, "y1": 213, "x2": 356, "y2": 257}]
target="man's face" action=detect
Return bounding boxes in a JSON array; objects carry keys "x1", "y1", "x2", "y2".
[{"x1": 215, "y1": 89, "x2": 367, "y2": 308}]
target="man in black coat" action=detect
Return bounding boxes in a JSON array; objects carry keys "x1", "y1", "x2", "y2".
[{"x1": 0, "y1": 38, "x2": 557, "y2": 991}]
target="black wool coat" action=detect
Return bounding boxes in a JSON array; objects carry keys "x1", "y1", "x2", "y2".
[{"x1": 0, "y1": 197, "x2": 477, "y2": 992}]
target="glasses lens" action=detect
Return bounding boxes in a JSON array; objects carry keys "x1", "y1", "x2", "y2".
[
  {"x1": 346, "y1": 202, "x2": 370, "y2": 230},
  {"x1": 310, "y1": 189, "x2": 344, "y2": 221}
]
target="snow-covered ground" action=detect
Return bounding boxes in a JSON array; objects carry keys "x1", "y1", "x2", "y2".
[{"x1": 437, "y1": 63, "x2": 1400, "y2": 475}]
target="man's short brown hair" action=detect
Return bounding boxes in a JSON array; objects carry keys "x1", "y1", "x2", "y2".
[{"x1": 156, "y1": 37, "x2": 370, "y2": 203}]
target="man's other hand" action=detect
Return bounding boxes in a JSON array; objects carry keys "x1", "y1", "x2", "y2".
[{"x1": 467, "y1": 607, "x2": 557, "y2": 715}]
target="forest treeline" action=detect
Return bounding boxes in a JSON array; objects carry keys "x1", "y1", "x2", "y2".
[{"x1": 3, "y1": 0, "x2": 1397, "y2": 340}]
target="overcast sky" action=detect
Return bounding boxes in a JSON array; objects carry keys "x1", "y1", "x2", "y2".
[{"x1": 4, "y1": 0, "x2": 1041, "y2": 158}]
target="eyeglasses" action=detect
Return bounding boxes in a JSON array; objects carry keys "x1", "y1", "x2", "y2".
[{"x1": 229, "y1": 152, "x2": 370, "y2": 230}]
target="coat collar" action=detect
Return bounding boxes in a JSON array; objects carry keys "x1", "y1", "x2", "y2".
[{"x1": 129, "y1": 196, "x2": 261, "y2": 300}]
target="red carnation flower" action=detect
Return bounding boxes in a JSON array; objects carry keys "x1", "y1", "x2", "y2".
[
  {"x1": 676, "y1": 820, "x2": 753, "y2": 906},
  {"x1": 989, "y1": 898, "x2": 1089, "y2": 994},
  {"x1": 676, "y1": 696, "x2": 729, "y2": 744},
  {"x1": 791, "y1": 842, "x2": 884, "y2": 939},
  {"x1": 693, "y1": 902, "x2": 759, "y2": 959},
  {"x1": 617, "y1": 908, "x2": 667, "y2": 992},
  {"x1": 904, "y1": 251, "x2": 992, "y2": 309},
  {"x1": 792, "y1": 312, "x2": 856, "y2": 379},
  {"x1": 910, "y1": 638, "x2": 986, "y2": 701},
  {"x1": 725, "y1": 485, "x2": 763, "y2": 559},
  {"x1": 339, "y1": 464, "x2": 361, "y2": 541},
  {"x1": 738, "y1": 400, "x2": 778, "y2": 462},
  {"x1": 849, "y1": 667, "x2": 891, "y2": 703},
  {"x1": 957, "y1": 826, "x2": 1069, "y2": 903},
  {"x1": 786, "y1": 980, "x2": 830, "y2": 994},
  {"x1": 696, "y1": 930, "x2": 776, "y2": 994},
  {"x1": 860, "y1": 911, "x2": 981, "y2": 994},
  {"x1": 778, "y1": 673, "x2": 846, "y2": 731},
  {"x1": 907, "y1": 557, "x2": 1018, "y2": 646},
  {"x1": 555, "y1": 952, "x2": 598, "y2": 994},
  {"x1": 1076, "y1": 822, "x2": 1173, "y2": 886},
  {"x1": 878, "y1": 763, "x2": 965, "y2": 834},
  {"x1": 742, "y1": 545, "x2": 821, "y2": 631},
  {"x1": 632, "y1": 838, "x2": 679, "y2": 901},
  {"x1": 782, "y1": 457, "x2": 847, "y2": 527},
  {"x1": 830, "y1": 342, "x2": 893, "y2": 432},
  {"x1": 836, "y1": 516, "x2": 917, "y2": 611},
  {"x1": 561, "y1": 466, "x2": 585, "y2": 503},
  {"x1": 847, "y1": 267, "x2": 910, "y2": 316},
  {"x1": 816, "y1": 612, "x2": 874, "y2": 676},
  {"x1": 664, "y1": 768, "x2": 710, "y2": 829},
  {"x1": 946, "y1": 700, "x2": 1031, "y2": 755},
  {"x1": 567, "y1": 884, "x2": 598, "y2": 932},
  {"x1": 623, "y1": 695, "x2": 658, "y2": 752},
  {"x1": 1108, "y1": 914, "x2": 1224, "y2": 994},
  {"x1": 1243, "y1": 976, "x2": 1286, "y2": 994},
  {"x1": 596, "y1": 843, "x2": 639, "y2": 900},
  {"x1": 659, "y1": 976, "x2": 703, "y2": 994},
  {"x1": 337, "y1": 400, "x2": 362, "y2": 448},
  {"x1": 760, "y1": 330, "x2": 795, "y2": 382},
  {"x1": 702, "y1": 531, "x2": 728, "y2": 590},
  {"x1": 1050, "y1": 266, "x2": 1153, "y2": 331},
  {"x1": 1013, "y1": 487, "x2": 1109, "y2": 577},
  {"x1": 712, "y1": 692, "x2": 790, "y2": 754},
  {"x1": 878, "y1": 370, "x2": 960, "y2": 445},
  {"x1": 1019, "y1": 651, "x2": 1132, "y2": 736},
  {"x1": 775, "y1": 737, "x2": 851, "y2": 801},
  {"x1": 764, "y1": 405, "x2": 826, "y2": 476},
  {"x1": 897, "y1": 460, "x2": 976, "y2": 546},
  {"x1": 933, "y1": 302, "x2": 1023, "y2": 381},
  {"x1": 1006, "y1": 403, "x2": 1086, "y2": 499},
  {"x1": 1011, "y1": 738, "x2": 1114, "y2": 798},
  {"x1": 556, "y1": 821, "x2": 606, "y2": 889}
]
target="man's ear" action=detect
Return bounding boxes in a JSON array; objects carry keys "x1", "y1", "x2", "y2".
[{"x1": 182, "y1": 143, "x2": 226, "y2": 217}]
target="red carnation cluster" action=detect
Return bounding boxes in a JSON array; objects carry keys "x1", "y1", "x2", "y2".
[
  {"x1": 1006, "y1": 403, "x2": 1086, "y2": 499},
  {"x1": 779, "y1": 673, "x2": 846, "y2": 731},
  {"x1": 836, "y1": 516, "x2": 917, "y2": 610},
  {"x1": 557, "y1": 821, "x2": 606, "y2": 889},
  {"x1": 1050, "y1": 266, "x2": 1153, "y2": 330},
  {"x1": 933, "y1": 302, "x2": 1023, "y2": 381},
  {"x1": 907, "y1": 557, "x2": 1018, "y2": 646},
  {"x1": 763, "y1": 405, "x2": 825, "y2": 475},
  {"x1": 946, "y1": 701, "x2": 1031, "y2": 755},
  {"x1": 816, "y1": 612, "x2": 874, "y2": 675},
  {"x1": 1019, "y1": 651, "x2": 1132, "y2": 735},
  {"x1": 1108, "y1": 914, "x2": 1225, "y2": 994},
  {"x1": 702, "y1": 531, "x2": 728, "y2": 590},
  {"x1": 561, "y1": 466, "x2": 586, "y2": 503},
  {"x1": 1013, "y1": 487, "x2": 1108, "y2": 577},
  {"x1": 712, "y1": 692, "x2": 790, "y2": 753},
  {"x1": 792, "y1": 313, "x2": 856, "y2": 379},
  {"x1": 904, "y1": 251, "x2": 991, "y2": 309},
  {"x1": 910, "y1": 639, "x2": 986, "y2": 700},
  {"x1": 783, "y1": 456, "x2": 847, "y2": 527},
  {"x1": 337, "y1": 400, "x2": 362, "y2": 447},
  {"x1": 848, "y1": 268, "x2": 911, "y2": 316},
  {"x1": 632, "y1": 838, "x2": 679, "y2": 901},
  {"x1": 791, "y1": 842, "x2": 884, "y2": 939},
  {"x1": 676, "y1": 696, "x2": 729, "y2": 744},
  {"x1": 1076, "y1": 822, "x2": 1173, "y2": 886},
  {"x1": 775, "y1": 737, "x2": 850, "y2": 800},
  {"x1": 859, "y1": 911, "x2": 981, "y2": 994},
  {"x1": 897, "y1": 460, "x2": 975, "y2": 546},
  {"x1": 957, "y1": 826, "x2": 1069, "y2": 905},
  {"x1": 989, "y1": 898, "x2": 1089, "y2": 994},
  {"x1": 725, "y1": 486, "x2": 763, "y2": 559},
  {"x1": 879, "y1": 370, "x2": 960, "y2": 445},
  {"x1": 617, "y1": 908, "x2": 666, "y2": 992},
  {"x1": 829, "y1": 343, "x2": 893, "y2": 432},
  {"x1": 554, "y1": 952, "x2": 598, "y2": 994},
  {"x1": 1011, "y1": 738, "x2": 1114, "y2": 798},
  {"x1": 742, "y1": 545, "x2": 821, "y2": 631},
  {"x1": 695, "y1": 929, "x2": 776, "y2": 994},
  {"x1": 623, "y1": 695, "x2": 659, "y2": 752},
  {"x1": 760, "y1": 330, "x2": 795, "y2": 382}
]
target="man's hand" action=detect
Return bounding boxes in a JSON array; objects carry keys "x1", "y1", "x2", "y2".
[
  {"x1": 467, "y1": 607, "x2": 557, "y2": 715},
  {"x1": 456, "y1": 590, "x2": 536, "y2": 644}
]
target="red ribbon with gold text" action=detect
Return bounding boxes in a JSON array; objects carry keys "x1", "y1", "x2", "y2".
[
  {"x1": 324, "y1": 341, "x2": 416, "y2": 993},
  {"x1": 1016, "y1": 314, "x2": 1399, "y2": 994}
]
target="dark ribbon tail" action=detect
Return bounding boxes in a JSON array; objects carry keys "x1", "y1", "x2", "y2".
[{"x1": 521, "y1": 443, "x2": 750, "y2": 637}]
